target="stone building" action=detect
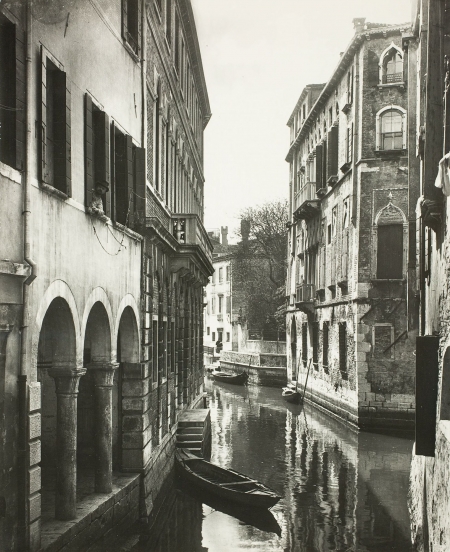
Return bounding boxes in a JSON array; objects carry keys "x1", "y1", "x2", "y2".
[
  {"x1": 408, "y1": 0, "x2": 450, "y2": 549},
  {"x1": 285, "y1": 18, "x2": 419, "y2": 431},
  {"x1": 0, "y1": 0, "x2": 211, "y2": 550}
]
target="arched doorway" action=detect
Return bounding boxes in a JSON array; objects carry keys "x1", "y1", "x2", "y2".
[
  {"x1": 37, "y1": 297, "x2": 80, "y2": 520},
  {"x1": 79, "y1": 301, "x2": 112, "y2": 493},
  {"x1": 291, "y1": 317, "x2": 298, "y2": 381}
]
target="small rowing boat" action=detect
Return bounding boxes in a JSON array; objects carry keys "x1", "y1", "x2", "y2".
[
  {"x1": 175, "y1": 449, "x2": 281, "y2": 508},
  {"x1": 281, "y1": 387, "x2": 301, "y2": 404},
  {"x1": 212, "y1": 371, "x2": 248, "y2": 385}
]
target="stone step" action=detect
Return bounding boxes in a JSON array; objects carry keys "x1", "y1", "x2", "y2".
[
  {"x1": 177, "y1": 434, "x2": 203, "y2": 442},
  {"x1": 177, "y1": 441, "x2": 203, "y2": 449},
  {"x1": 177, "y1": 426, "x2": 203, "y2": 435},
  {"x1": 178, "y1": 420, "x2": 205, "y2": 428}
]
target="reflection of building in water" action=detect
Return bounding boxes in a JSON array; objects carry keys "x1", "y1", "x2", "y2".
[{"x1": 283, "y1": 406, "x2": 412, "y2": 551}]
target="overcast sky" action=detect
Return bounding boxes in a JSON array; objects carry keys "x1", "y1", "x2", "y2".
[{"x1": 191, "y1": 0, "x2": 412, "y2": 241}]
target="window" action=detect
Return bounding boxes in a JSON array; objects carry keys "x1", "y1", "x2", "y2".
[
  {"x1": 174, "y1": 8, "x2": 180, "y2": 73},
  {"x1": 226, "y1": 265, "x2": 230, "y2": 281},
  {"x1": 211, "y1": 296, "x2": 215, "y2": 314},
  {"x1": 377, "y1": 224, "x2": 403, "y2": 279},
  {"x1": 212, "y1": 332, "x2": 215, "y2": 342},
  {"x1": 218, "y1": 295, "x2": 223, "y2": 314},
  {"x1": 380, "y1": 45, "x2": 403, "y2": 84},
  {"x1": 153, "y1": 81, "x2": 161, "y2": 190},
  {"x1": 165, "y1": 0, "x2": 172, "y2": 45},
  {"x1": 312, "y1": 322, "x2": 319, "y2": 370},
  {"x1": 226, "y1": 332, "x2": 230, "y2": 342},
  {"x1": 122, "y1": 0, "x2": 141, "y2": 55},
  {"x1": 0, "y1": 13, "x2": 25, "y2": 169},
  {"x1": 331, "y1": 206, "x2": 337, "y2": 240},
  {"x1": 323, "y1": 321, "x2": 329, "y2": 373},
  {"x1": 41, "y1": 49, "x2": 71, "y2": 195},
  {"x1": 343, "y1": 198, "x2": 349, "y2": 228},
  {"x1": 347, "y1": 66, "x2": 354, "y2": 104},
  {"x1": 207, "y1": 327, "x2": 210, "y2": 335},
  {"x1": 327, "y1": 223, "x2": 332, "y2": 245},
  {"x1": 346, "y1": 124, "x2": 353, "y2": 163},
  {"x1": 302, "y1": 104, "x2": 306, "y2": 120},
  {"x1": 219, "y1": 267, "x2": 224, "y2": 283},
  {"x1": 152, "y1": 320, "x2": 158, "y2": 383},
  {"x1": 301, "y1": 323, "x2": 308, "y2": 368},
  {"x1": 376, "y1": 106, "x2": 406, "y2": 151},
  {"x1": 339, "y1": 322, "x2": 347, "y2": 379}
]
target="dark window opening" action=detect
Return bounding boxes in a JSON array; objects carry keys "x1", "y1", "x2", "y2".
[
  {"x1": 339, "y1": 322, "x2": 347, "y2": 379},
  {"x1": 0, "y1": 14, "x2": 16, "y2": 167},
  {"x1": 166, "y1": 0, "x2": 172, "y2": 44},
  {"x1": 174, "y1": 9, "x2": 180, "y2": 73},
  {"x1": 42, "y1": 55, "x2": 71, "y2": 195},
  {"x1": 323, "y1": 322, "x2": 329, "y2": 374},
  {"x1": 377, "y1": 224, "x2": 403, "y2": 279},
  {"x1": 302, "y1": 323, "x2": 308, "y2": 368},
  {"x1": 152, "y1": 320, "x2": 158, "y2": 383},
  {"x1": 123, "y1": 0, "x2": 140, "y2": 55},
  {"x1": 113, "y1": 127, "x2": 133, "y2": 225},
  {"x1": 312, "y1": 322, "x2": 319, "y2": 370}
]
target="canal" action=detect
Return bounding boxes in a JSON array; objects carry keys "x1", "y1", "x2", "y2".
[{"x1": 91, "y1": 380, "x2": 413, "y2": 551}]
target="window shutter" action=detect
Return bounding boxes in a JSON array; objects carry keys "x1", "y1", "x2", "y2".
[
  {"x1": 137, "y1": 0, "x2": 142, "y2": 56},
  {"x1": 122, "y1": 0, "x2": 128, "y2": 41},
  {"x1": 84, "y1": 93, "x2": 94, "y2": 208},
  {"x1": 367, "y1": 50, "x2": 380, "y2": 87},
  {"x1": 15, "y1": 24, "x2": 26, "y2": 171},
  {"x1": 377, "y1": 224, "x2": 403, "y2": 279},
  {"x1": 402, "y1": 113, "x2": 407, "y2": 150},
  {"x1": 327, "y1": 125, "x2": 339, "y2": 181},
  {"x1": 53, "y1": 69, "x2": 71, "y2": 196},
  {"x1": 134, "y1": 146, "x2": 146, "y2": 224},
  {"x1": 321, "y1": 139, "x2": 327, "y2": 188},
  {"x1": 110, "y1": 122, "x2": 116, "y2": 222},
  {"x1": 315, "y1": 144, "x2": 323, "y2": 193},
  {"x1": 416, "y1": 335, "x2": 439, "y2": 456},
  {"x1": 40, "y1": 48, "x2": 47, "y2": 182},
  {"x1": 93, "y1": 109, "x2": 110, "y2": 216},
  {"x1": 126, "y1": 135, "x2": 134, "y2": 218}
]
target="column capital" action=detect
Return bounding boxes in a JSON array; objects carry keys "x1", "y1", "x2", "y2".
[
  {"x1": 87, "y1": 362, "x2": 119, "y2": 388},
  {"x1": 48, "y1": 364, "x2": 86, "y2": 394}
]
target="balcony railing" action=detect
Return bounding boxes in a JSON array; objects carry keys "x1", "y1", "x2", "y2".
[
  {"x1": 172, "y1": 214, "x2": 213, "y2": 264},
  {"x1": 294, "y1": 182, "x2": 317, "y2": 212},
  {"x1": 296, "y1": 283, "x2": 316, "y2": 303},
  {"x1": 293, "y1": 182, "x2": 320, "y2": 221}
]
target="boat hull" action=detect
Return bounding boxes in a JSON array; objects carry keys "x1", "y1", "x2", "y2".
[
  {"x1": 282, "y1": 388, "x2": 301, "y2": 404},
  {"x1": 213, "y1": 371, "x2": 248, "y2": 385},
  {"x1": 176, "y1": 450, "x2": 280, "y2": 508}
]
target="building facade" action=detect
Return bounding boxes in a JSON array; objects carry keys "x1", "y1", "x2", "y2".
[
  {"x1": 285, "y1": 18, "x2": 419, "y2": 431},
  {"x1": 0, "y1": 0, "x2": 211, "y2": 550},
  {"x1": 408, "y1": 0, "x2": 450, "y2": 549}
]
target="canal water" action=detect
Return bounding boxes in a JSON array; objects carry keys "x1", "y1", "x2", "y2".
[{"x1": 94, "y1": 379, "x2": 413, "y2": 551}]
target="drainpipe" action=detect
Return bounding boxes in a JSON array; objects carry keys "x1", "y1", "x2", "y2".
[{"x1": 18, "y1": 4, "x2": 37, "y2": 548}]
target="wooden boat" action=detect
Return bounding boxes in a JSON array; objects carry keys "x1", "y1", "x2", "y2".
[
  {"x1": 212, "y1": 371, "x2": 248, "y2": 385},
  {"x1": 175, "y1": 449, "x2": 281, "y2": 508},
  {"x1": 177, "y1": 478, "x2": 282, "y2": 536},
  {"x1": 282, "y1": 386, "x2": 301, "y2": 404}
]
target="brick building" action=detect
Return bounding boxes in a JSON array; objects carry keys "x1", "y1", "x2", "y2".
[
  {"x1": 408, "y1": 0, "x2": 450, "y2": 549},
  {"x1": 285, "y1": 18, "x2": 419, "y2": 431},
  {"x1": 0, "y1": 0, "x2": 211, "y2": 549}
]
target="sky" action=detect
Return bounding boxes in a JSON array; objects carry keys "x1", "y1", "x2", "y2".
[{"x1": 190, "y1": 0, "x2": 412, "y2": 241}]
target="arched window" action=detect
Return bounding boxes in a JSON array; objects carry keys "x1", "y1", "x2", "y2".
[
  {"x1": 376, "y1": 106, "x2": 406, "y2": 151},
  {"x1": 379, "y1": 43, "x2": 403, "y2": 84}
]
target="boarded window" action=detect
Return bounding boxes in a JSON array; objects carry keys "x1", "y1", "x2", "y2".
[
  {"x1": 377, "y1": 224, "x2": 403, "y2": 279},
  {"x1": 41, "y1": 50, "x2": 71, "y2": 195},
  {"x1": 339, "y1": 322, "x2": 347, "y2": 379}
]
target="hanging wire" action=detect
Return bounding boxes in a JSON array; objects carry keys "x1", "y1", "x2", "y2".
[
  {"x1": 0, "y1": 103, "x2": 23, "y2": 111},
  {"x1": 91, "y1": 192, "x2": 133, "y2": 256}
]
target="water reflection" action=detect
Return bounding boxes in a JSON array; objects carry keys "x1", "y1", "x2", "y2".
[{"x1": 121, "y1": 381, "x2": 413, "y2": 551}]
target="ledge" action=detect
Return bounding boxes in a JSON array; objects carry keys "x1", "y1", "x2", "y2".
[
  {"x1": 40, "y1": 182, "x2": 69, "y2": 201},
  {"x1": 0, "y1": 259, "x2": 31, "y2": 278},
  {"x1": 377, "y1": 82, "x2": 405, "y2": 90},
  {"x1": 375, "y1": 149, "x2": 407, "y2": 158}
]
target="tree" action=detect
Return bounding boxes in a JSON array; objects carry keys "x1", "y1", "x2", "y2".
[{"x1": 233, "y1": 199, "x2": 288, "y2": 338}]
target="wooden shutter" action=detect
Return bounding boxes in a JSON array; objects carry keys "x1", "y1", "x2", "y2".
[
  {"x1": 110, "y1": 122, "x2": 116, "y2": 222},
  {"x1": 15, "y1": 23, "x2": 26, "y2": 171},
  {"x1": 122, "y1": 0, "x2": 128, "y2": 41},
  {"x1": 321, "y1": 139, "x2": 327, "y2": 188},
  {"x1": 367, "y1": 50, "x2": 379, "y2": 87},
  {"x1": 416, "y1": 335, "x2": 439, "y2": 456},
  {"x1": 53, "y1": 69, "x2": 71, "y2": 196},
  {"x1": 377, "y1": 225, "x2": 403, "y2": 279},
  {"x1": 327, "y1": 125, "x2": 339, "y2": 182},
  {"x1": 134, "y1": 146, "x2": 146, "y2": 224},
  {"x1": 93, "y1": 109, "x2": 110, "y2": 216},
  {"x1": 126, "y1": 135, "x2": 134, "y2": 219},
  {"x1": 40, "y1": 47, "x2": 47, "y2": 182},
  {"x1": 137, "y1": 0, "x2": 142, "y2": 56},
  {"x1": 315, "y1": 144, "x2": 323, "y2": 193},
  {"x1": 84, "y1": 94, "x2": 94, "y2": 208}
]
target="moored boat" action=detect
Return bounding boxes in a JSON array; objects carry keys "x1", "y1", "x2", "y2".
[
  {"x1": 175, "y1": 449, "x2": 281, "y2": 508},
  {"x1": 212, "y1": 371, "x2": 248, "y2": 385},
  {"x1": 281, "y1": 387, "x2": 301, "y2": 404}
]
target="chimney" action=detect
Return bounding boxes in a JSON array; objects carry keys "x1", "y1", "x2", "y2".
[
  {"x1": 352, "y1": 18, "x2": 366, "y2": 33},
  {"x1": 241, "y1": 219, "x2": 250, "y2": 244},
  {"x1": 221, "y1": 226, "x2": 228, "y2": 246}
]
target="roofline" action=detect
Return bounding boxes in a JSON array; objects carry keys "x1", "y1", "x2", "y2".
[
  {"x1": 178, "y1": 0, "x2": 212, "y2": 128},
  {"x1": 286, "y1": 84, "x2": 326, "y2": 126},
  {"x1": 285, "y1": 23, "x2": 410, "y2": 162}
]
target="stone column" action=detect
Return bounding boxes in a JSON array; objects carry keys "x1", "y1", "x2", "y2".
[
  {"x1": 89, "y1": 362, "x2": 118, "y2": 493},
  {"x1": 48, "y1": 364, "x2": 86, "y2": 521}
]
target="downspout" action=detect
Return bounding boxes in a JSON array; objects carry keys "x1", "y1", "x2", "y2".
[{"x1": 18, "y1": 4, "x2": 37, "y2": 548}]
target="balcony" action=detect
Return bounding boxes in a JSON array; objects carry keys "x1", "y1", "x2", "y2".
[
  {"x1": 293, "y1": 182, "x2": 320, "y2": 221},
  {"x1": 295, "y1": 283, "x2": 316, "y2": 314}
]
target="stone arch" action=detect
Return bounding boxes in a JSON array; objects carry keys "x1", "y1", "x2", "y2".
[
  {"x1": 379, "y1": 42, "x2": 403, "y2": 84},
  {"x1": 115, "y1": 293, "x2": 140, "y2": 358},
  {"x1": 80, "y1": 287, "x2": 114, "y2": 362},
  {"x1": 34, "y1": 279, "x2": 81, "y2": 370},
  {"x1": 374, "y1": 201, "x2": 407, "y2": 226},
  {"x1": 117, "y1": 306, "x2": 139, "y2": 364},
  {"x1": 372, "y1": 201, "x2": 408, "y2": 279}
]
